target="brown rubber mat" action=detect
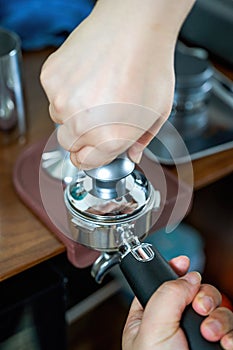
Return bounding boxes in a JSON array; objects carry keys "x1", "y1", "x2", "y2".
[{"x1": 13, "y1": 138, "x2": 99, "y2": 268}]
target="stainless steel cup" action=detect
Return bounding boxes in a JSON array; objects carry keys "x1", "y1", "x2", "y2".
[{"x1": 0, "y1": 28, "x2": 26, "y2": 144}]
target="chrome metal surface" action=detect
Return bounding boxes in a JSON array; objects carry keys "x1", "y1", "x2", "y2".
[
  {"x1": 146, "y1": 46, "x2": 233, "y2": 165},
  {"x1": 64, "y1": 169, "x2": 160, "y2": 251},
  {"x1": 146, "y1": 87, "x2": 233, "y2": 165},
  {"x1": 0, "y1": 28, "x2": 26, "y2": 143},
  {"x1": 119, "y1": 229, "x2": 155, "y2": 262},
  {"x1": 41, "y1": 146, "x2": 79, "y2": 182},
  {"x1": 91, "y1": 252, "x2": 121, "y2": 283},
  {"x1": 85, "y1": 153, "x2": 134, "y2": 182},
  {"x1": 130, "y1": 243, "x2": 154, "y2": 262},
  {"x1": 85, "y1": 154, "x2": 135, "y2": 200},
  {"x1": 91, "y1": 226, "x2": 155, "y2": 283},
  {"x1": 65, "y1": 170, "x2": 150, "y2": 221}
]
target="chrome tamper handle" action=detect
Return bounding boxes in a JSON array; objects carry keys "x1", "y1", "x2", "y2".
[{"x1": 85, "y1": 153, "x2": 135, "y2": 199}]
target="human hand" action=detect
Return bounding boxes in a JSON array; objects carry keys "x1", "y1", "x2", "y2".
[
  {"x1": 122, "y1": 256, "x2": 233, "y2": 350},
  {"x1": 40, "y1": 0, "x2": 195, "y2": 170}
]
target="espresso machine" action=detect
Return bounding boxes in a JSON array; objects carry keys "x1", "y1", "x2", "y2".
[{"x1": 60, "y1": 152, "x2": 221, "y2": 350}]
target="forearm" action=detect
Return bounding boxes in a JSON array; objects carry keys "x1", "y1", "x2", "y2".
[{"x1": 92, "y1": 0, "x2": 196, "y2": 46}]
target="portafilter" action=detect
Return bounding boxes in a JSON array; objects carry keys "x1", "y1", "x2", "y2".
[{"x1": 63, "y1": 153, "x2": 221, "y2": 350}]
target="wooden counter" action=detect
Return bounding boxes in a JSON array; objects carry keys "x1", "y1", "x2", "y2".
[
  {"x1": 0, "y1": 49, "x2": 65, "y2": 282},
  {"x1": 0, "y1": 49, "x2": 233, "y2": 282}
]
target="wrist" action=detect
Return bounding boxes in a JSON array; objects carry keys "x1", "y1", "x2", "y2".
[{"x1": 93, "y1": 0, "x2": 196, "y2": 43}]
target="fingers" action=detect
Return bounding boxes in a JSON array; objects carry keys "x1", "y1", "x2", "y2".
[
  {"x1": 168, "y1": 255, "x2": 190, "y2": 276},
  {"x1": 55, "y1": 103, "x2": 161, "y2": 169},
  {"x1": 123, "y1": 255, "x2": 190, "y2": 348},
  {"x1": 52, "y1": 102, "x2": 168, "y2": 169},
  {"x1": 58, "y1": 121, "x2": 135, "y2": 169},
  {"x1": 192, "y1": 284, "x2": 222, "y2": 316},
  {"x1": 122, "y1": 297, "x2": 143, "y2": 344},
  {"x1": 138, "y1": 271, "x2": 202, "y2": 345},
  {"x1": 123, "y1": 271, "x2": 202, "y2": 349},
  {"x1": 200, "y1": 307, "x2": 233, "y2": 348},
  {"x1": 123, "y1": 256, "x2": 233, "y2": 350},
  {"x1": 70, "y1": 146, "x2": 119, "y2": 170},
  {"x1": 128, "y1": 116, "x2": 167, "y2": 164},
  {"x1": 221, "y1": 330, "x2": 233, "y2": 350},
  {"x1": 193, "y1": 285, "x2": 233, "y2": 348}
]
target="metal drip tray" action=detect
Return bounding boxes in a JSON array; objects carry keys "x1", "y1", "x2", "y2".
[{"x1": 147, "y1": 80, "x2": 233, "y2": 165}]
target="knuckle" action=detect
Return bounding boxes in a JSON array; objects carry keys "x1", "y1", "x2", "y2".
[
  {"x1": 52, "y1": 94, "x2": 66, "y2": 116},
  {"x1": 49, "y1": 105, "x2": 59, "y2": 124},
  {"x1": 107, "y1": 141, "x2": 123, "y2": 155},
  {"x1": 70, "y1": 152, "x2": 79, "y2": 167},
  {"x1": 39, "y1": 64, "x2": 48, "y2": 88},
  {"x1": 159, "y1": 97, "x2": 173, "y2": 122},
  {"x1": 214, "y1": 307, "x2": 233, "y2": 320},
  {"x1": 101, "y1": 138, "x2": 126, "y2": 156},
  {"x1": 160, "y1": 280, "x2": 183, "y2": 298},
  {"x1": 40, "y1": 54, "x2": 55, "y2": 87},
  {"x1": 200, "y1": 284, "x2": 222, "y2": 306}
]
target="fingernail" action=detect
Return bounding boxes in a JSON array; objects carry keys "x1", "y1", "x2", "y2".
[
  {"x1": 74, "y1": 154, "x2": 82, "y2": 169},
  {"x1": 133, "y1": 152, "x2": 142, "y2": 164},
  {"x1": 183, "y1": 271, "x2": 202, "y2": 285},
  {"x1": 197, "y1": 293, "x2": 214, "y2": 313},
  {"x1": 223, "y1": 334, "x2": 233, "y2": 349},
  {"x1": 204, "y1": 319, "x2": 222, "y2": 337},
  {"x1": 173, "y1": 255, "x2": 190, "y2": 271}
]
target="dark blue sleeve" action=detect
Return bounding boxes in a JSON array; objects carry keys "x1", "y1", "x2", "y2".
[{"x1": 0, "y1": 0, "x2": 96, "y2": 50}]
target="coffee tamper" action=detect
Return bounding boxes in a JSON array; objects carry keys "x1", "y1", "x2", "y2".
[{"x1": 64, "y1": 154, "x2": 221, "y2": 350}]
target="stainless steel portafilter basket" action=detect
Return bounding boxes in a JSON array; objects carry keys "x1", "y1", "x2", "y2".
[{"x1": 64, "y1": 155, "x2": 160, "y2": 252}]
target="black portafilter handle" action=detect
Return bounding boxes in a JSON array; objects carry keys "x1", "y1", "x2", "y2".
[{"x1": 120, "y1": 244, "x2": 222, "y2": 350}]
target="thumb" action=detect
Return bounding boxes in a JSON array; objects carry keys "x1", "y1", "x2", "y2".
[
  {"x1": 138, "y1": 272, "x2": 202, "y2": 346},
  {"x1": 127, "y1": 130, "x2": 153, "y2": 164},
  {"x1": 127, "y1": 117, "x2": 166, "y2": 163}
]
